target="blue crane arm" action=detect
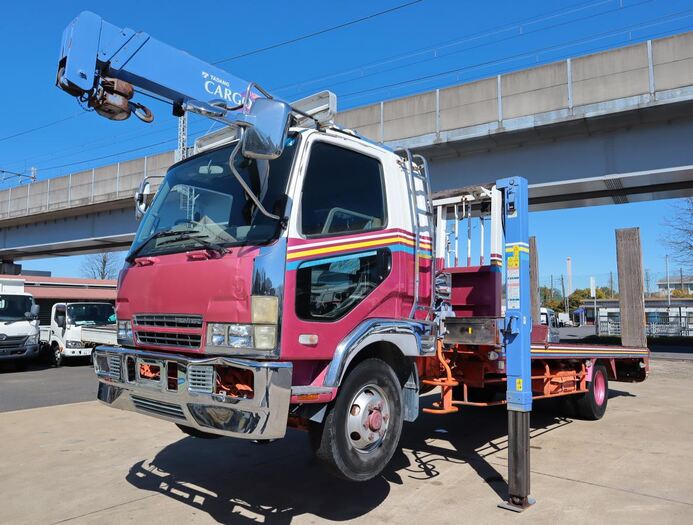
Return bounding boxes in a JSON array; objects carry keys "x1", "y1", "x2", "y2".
[{"x1": 57, "y1": 11, "x2": 255, "y2": 120}]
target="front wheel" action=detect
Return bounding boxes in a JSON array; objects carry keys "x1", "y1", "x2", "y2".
[
  {"x1": 51, "y1": 344, "x2": 64, "y2": 368},
  {"x1": 574, "y1": 364, "x2": 609, "y2": 420},
  {"x1": 309, "y1": 358, "x2": 403, "y2": 482}
]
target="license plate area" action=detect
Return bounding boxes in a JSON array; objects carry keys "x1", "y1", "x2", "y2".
[{"x1": 136, "y1": 358, "x2": 163, "y2": 386}]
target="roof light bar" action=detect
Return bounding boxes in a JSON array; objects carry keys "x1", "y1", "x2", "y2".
[{"x1": 290, "y1": 90, "x2": 337, "y2": 126}]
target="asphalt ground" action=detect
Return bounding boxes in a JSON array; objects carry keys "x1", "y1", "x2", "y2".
[
  {"x1": 0, "y1": 359, "x2": 96, "y2": 412},
  {"x1": 0, "y1": 359, "x2": 692, "y2": 524}
]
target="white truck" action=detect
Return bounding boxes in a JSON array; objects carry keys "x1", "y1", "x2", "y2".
[
  {"x1": 540, "y1": 307, "x2": 561, "y2": 343},
  {"x1": 0, "y1": 291, "x2": 41, "y2": 370},
  {"x1": 40, "y1": 302, "x2": 117, "y2": 366}
]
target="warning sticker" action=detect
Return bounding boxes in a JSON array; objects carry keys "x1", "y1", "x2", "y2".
[
  {"x1": 507, "y1": 279, "x2": 520, "y2": 310},
  {"x1": 516, "y1": 378, "x2": 523, "y2": 391}
]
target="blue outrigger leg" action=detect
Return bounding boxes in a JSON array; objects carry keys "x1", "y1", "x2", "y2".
[{"x1": 497, "y1": 176, "x2": 535, "y2": 511}]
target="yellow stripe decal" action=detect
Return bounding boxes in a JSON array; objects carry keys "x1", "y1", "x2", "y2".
[{"x1": 287, "y1": 236, "x2": 431, "y2": 260}]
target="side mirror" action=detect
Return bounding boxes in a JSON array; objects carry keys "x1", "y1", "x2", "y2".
[
  {"x1": 135, "y1": 178, "x2": 155, "y2": 220},
  {"x1": 242, "y1": 98, "x2": 291, "y2": 160},
  {"x1": 30, "y1": 304, "x2": 40, "y2": 318},
  {"x1": 56, "y1": 315, "x2": 66, "y2": 328}
]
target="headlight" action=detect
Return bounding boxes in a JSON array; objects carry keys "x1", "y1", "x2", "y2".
[
  {"x1": 251, "y1": 296, "x2": 279, "y2": 324},
  {"x1": 117, "y1": 320, "x2": 133, "y2": 345},
  {"x1": 209, "y1": 323, "x2": 254, "y2": 348},
  {"x1": 211, "y1": 324, "x2": 227, "y2": 346},
  {"x1": 253, "y1": 325, "x2": 276, "y2": 349},
  {"x1": 66, "y1": 340, "x2": 83, "y2": 349},
  {"x1": 227, "y1": 324, "x2": 253, "y2": 348},
  {"x1": 26, "y1": 334, "x2": 39, "y2": 345}
]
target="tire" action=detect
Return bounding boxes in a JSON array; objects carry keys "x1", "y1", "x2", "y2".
[
  {"x1": 309, "y1": 358, "x2": 403, "y2": 482},
  {"x1": 51, "y1": 344, "x2": 64, "y2": 368},
  {"x1": 175, "y1": 424, "x2": 222, "y2": 439},
  {"x1": 574, "y1": 364, "x2": 609, "y2": 420}
]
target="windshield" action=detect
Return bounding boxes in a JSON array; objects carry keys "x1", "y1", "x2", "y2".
[
  {"x1": 67, "y1": 303, "x2": 116, "y2": 326},
  {"x1": 0, "y1": 295, "x2": 32, "y2": 322},
  {"x1": 130, "y1": 134, "x2": 299, "y2": 259}
]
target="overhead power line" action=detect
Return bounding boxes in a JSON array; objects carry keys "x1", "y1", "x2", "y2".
[
  {"x1": 338, "y1": 9, "x2": 693, "y2": 100},
  {"x1": 212, "y1": 0, "x2": 424, "y2": 64},
  {"x1": 0, "y1": 112, "x2": 84, "y2": 143},
  {"x1": 35, "y1": 120, "x2": 213, "y2": 173},
  {"x1": 276, "y1": 0, "x2": 653, "y2": 99},
  {"x1": 0, "y1": 168, "x2": 35, "y2": 183}
]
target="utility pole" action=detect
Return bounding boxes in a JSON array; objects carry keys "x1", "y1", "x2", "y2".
[
  {"x1": 665, "y1": 255, "x2": 671, "y2": 312},
  {"x1": 550, "y1": 274, "x2": 554, "y2": 301},
  {"x1": 609, "y1": 271, "x2": 614, "y2": 299},
  {"x1": 566, "y1": 257, "x2": 573, "y2": 296},
  {"x1": 561, "y1": 275, "x2": 568, "y2": 314},
  {"x1": 644, "y1": 269, "x2": 651, "y2": 297}
]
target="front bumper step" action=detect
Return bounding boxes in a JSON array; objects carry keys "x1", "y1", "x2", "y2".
[{"x1": 94, "y1": 346, "x2": 292, "y2": 440}]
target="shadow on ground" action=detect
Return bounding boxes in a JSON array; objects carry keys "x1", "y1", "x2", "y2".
[{"x1": 122, "y1": 390, "x2": 647, "y2": 524}]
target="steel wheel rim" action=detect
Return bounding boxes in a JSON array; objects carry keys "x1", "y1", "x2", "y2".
[
  {"x1": 346, "y1": 384, "x2": 391, "y2": 453},
  {"x1": 594, "y1": 370, "x2": 606, "y2": 406}
]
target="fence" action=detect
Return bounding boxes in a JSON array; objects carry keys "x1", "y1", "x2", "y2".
[
  {"x1": 599, "y1": 316, "x2": 693, "y2": 337},
  {"x1": 0, "y1": 151, "x2": 174, "y2": 220}
]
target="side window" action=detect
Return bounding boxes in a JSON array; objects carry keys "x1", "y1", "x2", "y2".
[
  {"x1": 54, "y1": 306, "x2": 65, "y2": 322},
  {"x1": 296, "y1": 249, "x2": 391, "y2": 321},
  {"x1": 300, "y1": 142, "x2": 386, "y2": 237}
]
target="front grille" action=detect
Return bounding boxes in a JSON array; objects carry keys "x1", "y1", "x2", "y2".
[
  {"x1": 0, "y1": 335, "x2": 27, "y2": 349},
  {"x1": 136, "y1": 332, "x2": 201, "y2": 349},
  {"x1": 188, "y1": 365, "x2": 214, "y2": 393},
  {"x1": 133, "y1": 314, "x2": 203, "y2": 329},
  {"x1": 131, "y1": 395, "x2": 185, "y2": 420},
  {"x1": 107, "y1": 355, "x2": 122, "y2": 378}
]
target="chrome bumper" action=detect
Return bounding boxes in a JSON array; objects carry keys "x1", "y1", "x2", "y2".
[{"x1": 93, "y1": 346, "x2": 292, "y2": 440}]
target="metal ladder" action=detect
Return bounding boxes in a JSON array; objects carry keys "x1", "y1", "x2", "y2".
[{"x1": 398, "y1": 149, "x2": 436, "y2": 320}]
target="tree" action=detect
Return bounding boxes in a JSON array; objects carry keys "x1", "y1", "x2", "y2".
[
  {"x1": 81, "y1": 252, "x2": 122, "y2": 280},
  {"x1": 540, "y1": 285, "x2": 565, "y2": 312},
  {"x1": 661, "y1": 197, "x2": 693, "y2": 272}
]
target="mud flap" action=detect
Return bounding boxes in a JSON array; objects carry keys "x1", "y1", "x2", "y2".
[{"x1": 403, "y1": 363, "x2": 420, "y2": 422}]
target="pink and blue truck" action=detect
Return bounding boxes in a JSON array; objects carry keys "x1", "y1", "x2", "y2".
[{"x1": 56, "y1": 12, "x2": 649, "y2": 509}]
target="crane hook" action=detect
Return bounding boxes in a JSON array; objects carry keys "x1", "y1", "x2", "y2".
[{"x1": 129, "y1": 102, "x2": 154, "y2": 123}]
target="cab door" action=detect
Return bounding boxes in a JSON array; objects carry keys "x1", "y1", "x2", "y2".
[{"x1": 280, "y1": 134, "x2": 406, "y2": 361}]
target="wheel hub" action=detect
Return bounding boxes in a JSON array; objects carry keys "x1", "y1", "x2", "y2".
[{"x1": 346, "y1": 384, "x2": 390, "y2": 453}]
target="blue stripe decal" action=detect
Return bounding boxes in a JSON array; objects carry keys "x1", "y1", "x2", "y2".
[
  {"x1": 288, "y1": 250, "x2": 377, "y2": 271},
  {"x1": 287, "y1": 243, "x2": 432, "y2": 270}
]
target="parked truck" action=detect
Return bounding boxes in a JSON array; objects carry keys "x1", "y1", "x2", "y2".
[
  {"x1": 40, "y1": 302, "x2": 117, "y2": 366},
  {"x1": 0, "y1": 291, "x2": 40, "y2": 370},
  {"x1": 56, "y1": 12, "x2": 649, "y2": 508}
]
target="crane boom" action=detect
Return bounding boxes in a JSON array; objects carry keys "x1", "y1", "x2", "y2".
[{"x1": 57, "y1": 11, "x2": 257, "y2": 122}]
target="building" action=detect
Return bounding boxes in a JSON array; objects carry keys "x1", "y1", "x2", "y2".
[
  {"x1": 0, "y1": 274, "x2": 117, "y2": 325},
  {"x1": 580, "y1": 298, "x2": 693, "y2": 337},
  {"x1": 657, "y1": 275, "x2": 693, "y2": 295}
]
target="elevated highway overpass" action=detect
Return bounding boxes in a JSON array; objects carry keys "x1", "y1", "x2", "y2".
[{"x1": 1, "y1": 31, "x2": 692, "y2": 261}]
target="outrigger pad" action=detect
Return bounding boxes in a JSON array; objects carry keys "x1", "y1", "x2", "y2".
[{"x1": 498, "y1": 496, "x2": 536, "y2": 513}]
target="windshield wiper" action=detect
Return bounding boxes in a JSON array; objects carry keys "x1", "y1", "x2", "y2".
[
  {"x1": 157, "y1": 233, "x2": 228, "y2": 256},
  {"x1": 126, "y1": 229, "x2": 201, "y2": 262}
]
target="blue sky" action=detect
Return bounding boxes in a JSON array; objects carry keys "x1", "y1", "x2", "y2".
[{"x1": 0, "y1": 0, "x2": 691, "y2": 281}]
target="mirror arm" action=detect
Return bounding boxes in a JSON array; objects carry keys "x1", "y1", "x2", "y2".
[{"x1": 228, "y1": 130, "x2": 281, "y2": 221}]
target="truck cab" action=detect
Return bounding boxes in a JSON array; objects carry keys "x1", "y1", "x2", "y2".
[
  {"x1": 540, "y1": 307, "x2": 561, "y2": 343},
  {"x1": 0, "y1": 292, "x2": 40, "y2": 368},
  {"x1": 46, "y1": 302, "x2": 116, "y2": 366},
  {"x1": 94, "y1": 124, "x2": 434, "y2": 476}
]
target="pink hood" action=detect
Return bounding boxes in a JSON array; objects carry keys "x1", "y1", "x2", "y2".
[{"x1": 117, "y1": 247, "x2": 259, "y2": 353}]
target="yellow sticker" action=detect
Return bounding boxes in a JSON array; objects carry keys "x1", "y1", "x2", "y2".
[
  {"x1": 508, "y1": 255, "x2": 519, "y2": 268},
  {"x1": 516, "y1": 378, "x2": 523, "y2": 391}
]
